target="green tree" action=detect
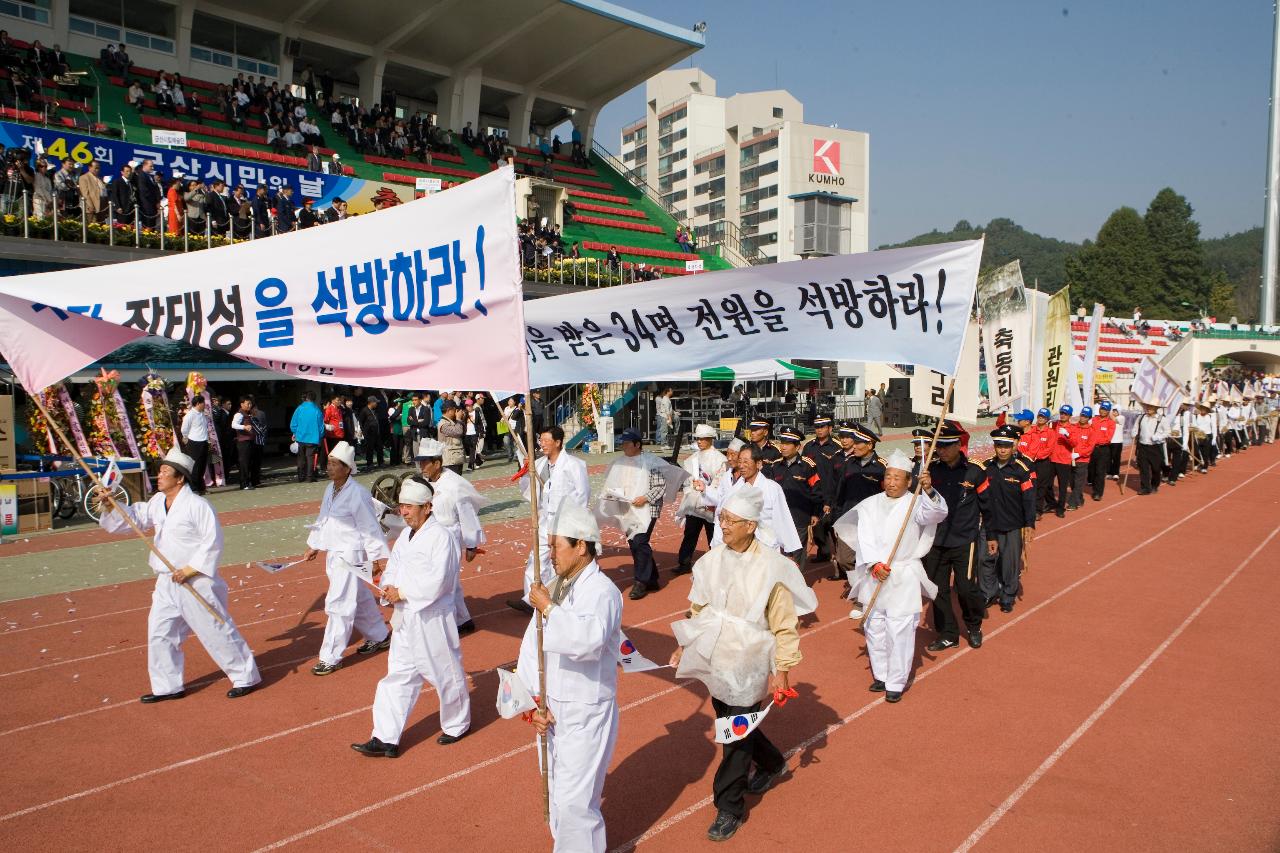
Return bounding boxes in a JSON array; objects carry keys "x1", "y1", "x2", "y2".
[
  {"x1": 1143, "y1": 188, "x2": 1206, "y2": 317},
  {"x1": 1208, "y1": 269, "x2": 1237, "y2": 320},
  {"x1": 1065, "y1": 207, "x2": 1161, "y2": 312}
]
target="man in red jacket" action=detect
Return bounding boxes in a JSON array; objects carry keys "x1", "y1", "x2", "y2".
[
  {"x1": 1025, "y1": 407, "x2": 1056, "y2": 518},
  {"x1": 1047, "y1": 405, "x2": 1081, "y2": 518},
  {"x1": 322, "y1": 394, "x2": 345, "y2": 463},
  {"x1": 1087, "y1": 401, "x2": 1117, "y2": 501},
  {"x1": 1067, "y1": 407, "x2": 1096, "y2": 510}
]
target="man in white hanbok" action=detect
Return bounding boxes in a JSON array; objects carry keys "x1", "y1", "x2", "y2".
[
  {"x1": 302, "y1": 440, "x2": 390, "y2": 675},
  {"x1": 520, "y1": 501, "x2": 623, "y2": 853},
  {"x1": 670, "y1": 487, "x2": 817, "y2": 842},
  {"x1": 834, "y1": 448, "x2": 948, "y2": 703},
  {"x1": 415, "y1": 437, "x2": 486, "y2": 634},
  {"x1": 97, "y1": 447, "x2": 261, "y2": 702},
  {"x1": 674, "y1": 424, "x2": 728, "y2": 575},
  {"x1": 691, "y1": 444, "x2": 802, "y2": 553},
  {"x1": 353, "y1": 477, "x2": 470, "y2": 757},
  {"x1": 508, "y1": 425, "x2": 591, "y2": 614}
]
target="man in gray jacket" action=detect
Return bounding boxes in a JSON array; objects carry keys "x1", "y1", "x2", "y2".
[{"x1": 436, "y1": 400, "x2": 466, "y2": 474}]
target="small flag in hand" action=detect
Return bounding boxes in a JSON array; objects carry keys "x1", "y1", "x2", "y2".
[
  {"x1": 101, "y1": 459, "x2": 122, "y2": 490},
  {"x1": 495, "y1": 667, "x2": 537, "y2": 719},
  {"x1": 714, "y1": 704, "x2": 771, "y2": 744},
  {"x1": 618, "y1": 632, "x2": 662, "y2": 673}
]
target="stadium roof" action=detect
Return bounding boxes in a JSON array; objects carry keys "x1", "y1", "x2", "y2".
[{"x1": 202, "y1": 0, "x2": 704, "y2": 128}]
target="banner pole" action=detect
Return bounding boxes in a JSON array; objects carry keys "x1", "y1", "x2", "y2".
[
  {"x1": 27, "y1": 388, "x2": 225, "y2": 625},
  {"x1": 858, "y1": 376, "x2": 955, "y2": 628},
  {"x1": 524, "y1": 390, "x2": 551, "y2": 823}
]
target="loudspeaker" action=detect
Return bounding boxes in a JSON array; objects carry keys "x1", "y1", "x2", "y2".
[
  {"x1": 888, "y1": 378, "x2": 911, "y2": 399},
  {"x1": 285, "y1": 38, "x2": 303, "y2": 59}
]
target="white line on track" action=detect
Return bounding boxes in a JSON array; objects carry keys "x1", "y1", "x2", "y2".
[
  {"x1": 951, "y1": 521, "x2": 1280, "y2": 853},
  {"x1": 611, "y1": 460, "x2": 1278, "y2": 851}
]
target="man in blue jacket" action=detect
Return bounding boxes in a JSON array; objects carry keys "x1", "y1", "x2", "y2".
[{"x1": 290, "y1": 391, "x2": 325, "y2": 482}]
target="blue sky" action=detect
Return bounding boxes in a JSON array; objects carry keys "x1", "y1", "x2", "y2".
[{"x1": 587, "y1": 0, "x2": 1274, "y2": 247}]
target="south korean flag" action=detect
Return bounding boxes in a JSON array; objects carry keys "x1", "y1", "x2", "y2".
[
  {"x1": 617, "y1": 631, "x2": 663, "y2": 673},
  {"x1": 495, "y1": 667, "x2": 537, "y2": 720},
  {"x1": 714, "y1": 704, "x2": 772, "y2": 744}
]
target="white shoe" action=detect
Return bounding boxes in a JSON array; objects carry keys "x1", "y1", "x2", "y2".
[
  {"x1": 1178, "y1": 473, "x2": 1185, "y2": 479},
  {"x1": 849, "y1": 605, "x2": 864, "y2": 619}
]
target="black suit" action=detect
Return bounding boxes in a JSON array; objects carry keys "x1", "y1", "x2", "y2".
[
  {"x1": 275, "y1": 194, "x2": 296, "y2": 231},
  {"x1": 207, "y1": 191, "x2": 230, "y2": 233},
  {"x1": 107, "y1": 174, "x2": 135, "y2": 220},
  {"x1": 133, "y1": 170, "x2": 161, "y2": 228}
]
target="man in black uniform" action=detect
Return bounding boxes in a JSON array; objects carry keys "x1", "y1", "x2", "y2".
[
  {"x1": 921, "y1": 422, "x2": 987, "y2": 650},
  {"x1": 745, "y1": 418, "x2": 781, "y2": 467},
  {"x1": 802, "y1": 415, "x2": 841, "y2": 562},
  {"x1": 765, "y1": 427, "x2": 824, "y2": 563},
  {"x1": 977, "y1": 425, "x2": 1037, "y2": 614},
  {"x1": 830, "y1": 423, "x2": 885, "y2": 580}
]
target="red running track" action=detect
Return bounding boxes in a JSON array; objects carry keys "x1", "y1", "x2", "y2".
[{"x1": 0, "y1": 445, "x2": 1278, "y2": 851}]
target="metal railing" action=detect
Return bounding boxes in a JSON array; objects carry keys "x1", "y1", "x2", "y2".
[{"x1": 521, "y1": 253, "x2": 686, "y2": 287}]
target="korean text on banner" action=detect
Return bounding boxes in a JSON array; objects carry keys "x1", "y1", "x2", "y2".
[
  {"x1": 525, "y1": 239, "x2": 984, "y2": 386},
  {"x1": 1040, "y1": 286, "x2": 1072, "y2": 410},
  {"x1": 976, "y1": 260, "x2": 1029, "y2": 412},
  {"x1": 0, "y1": 168, "x2": 525, "y2": 393},
  {"x1": 910, "y1": 319, "x2": 981, "y2": 423}
]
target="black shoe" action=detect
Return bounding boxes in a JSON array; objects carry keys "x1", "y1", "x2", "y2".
[
  {"x1": 437, "y1": 729, "x2": 469, "y2": 745},
  {"x1": 351, "y1": 737, "x2": 399, "y2": 758},
  {"x1": 814, "y1": 552, "x2": 832, "y2": 563},
  {"x1": 628, "y1": 583, "x2": 649, "y2": 600},
  {"x1": 1092, "y1": 495, "x2": 1102, "y2": 502},
  {"x1": 828, "y1": 569, "x2": 847, "y2": 582},
  {"x1": 1138, "y1": 489, "x2": 1151, "y2": 496},
  {"x1": 926, "y1": 638, "x2": 958, "y2": 652},
  {"x1": 747, "y1": 764, "x2": 789, "y2": 795},
  {"x1": 456, "y1": 619, "x2": 476, "y2": 635},
  {"x1": 139, "y1": 690, "x2": 185, "y2": 704},
  {"x1": 707, "y1": 811, "x2": 742, "y2": 842},
  {"x1": 1055, "y1": 509, "x2": 1065, "y2": 518},
  {"x1": 356, "y1": 637, "x2": 392, "y2": 655},
  {"x1": 506, "y1": 599, "x2": 535, "y2": 614},
  {"x1": 1000, "y1": 602, "x2": 1014, "y2": 613},
  {"x1": 868, "y1": 679, "x2": 886, "y2": 692},
  {"x1": 885, "y1": 691, "x2": 903, "y2": 703},
  {"x1": 670, "y1": 564, "x2": 693, "y2": 576},
  {"x1": 226, "y1": 684, "x2": 257, "y2": 698},
  {"x1": 967, "y1": 629, "x2": 983, "y2": 648}
]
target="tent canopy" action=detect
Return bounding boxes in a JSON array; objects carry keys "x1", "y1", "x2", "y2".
[{"x1": 644, "y1": 359, "x2": 820, "y2": 383}]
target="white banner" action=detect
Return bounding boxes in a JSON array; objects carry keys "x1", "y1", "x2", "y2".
[
  {"x1": 0, "y1": 168, "x2": 526, "y2": 393},
  {"x1": 976, "y1": 260, "x2": 1029, "y2": 412},
  {"x1": 1131, "y1": 356, "x2": 1183, "y2": 409},
  {"x1": 525, "y1": 239, "x2": 984, "y2": 387},
  {"x1": 1025, "y1": 289, "x2": 1050, "y2": 411},
  {"x1": 150, "y1": 129, "x2": 188, "y2": 147},
  {"x1": 911, "y1": 319, "x2": 981, "y2": 423},
  {"x1": 1080, "y1": 303, "x2": 1104, "y2": 407}
]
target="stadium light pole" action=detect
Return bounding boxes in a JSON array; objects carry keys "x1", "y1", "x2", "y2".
[{"x1": 1261, "y1": 2, "x2": 1280, "y2": 325}]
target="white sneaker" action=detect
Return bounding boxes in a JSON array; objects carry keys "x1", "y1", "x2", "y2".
[
  {"x1": 1178, "y1": 473, "x2": 1185, "y2": 479},
  {"x1": 849, "y1": 605, "x2": 864, "y2": 619}
]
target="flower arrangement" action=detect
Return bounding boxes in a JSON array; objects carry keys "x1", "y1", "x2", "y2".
[
  {"x1": 87, "y1": 369, "x2": 129, "y2": 457},
  {"x1": 136, "y1": 372, "x2": 175, "y2": 459},
  {"x1": 25, "y1": 386, "x2": 64, "y2": 454},
  {"x1": 580, "y1": 383, "x2": 603, "y2": 428}
]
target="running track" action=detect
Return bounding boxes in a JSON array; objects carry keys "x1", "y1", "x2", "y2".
[{"x1": 1, "y1": 445, "x2": 1277, "y2": 851}]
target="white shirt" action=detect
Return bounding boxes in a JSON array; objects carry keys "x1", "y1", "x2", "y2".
[
  {"x1": 382, "y1": 517, "x2": 458, "y2": 615},
  {"x1": 100, "y1": 486, "x2": 222, "y2": 578},
  {"x1": 181, "y1": 407, "x2": 209, "y2": 442},
  {"x1": 431, "y1": 468, "x2": 487, "y2": 549},
  {"x1": 835, "y1": 488, "x2": 948, "y2": 616},
  {"x1": 306, "y1": 479, "x2": 389, "y2": 566},
  {"x1": 1135, "y1": 413, "x2": 1169, "y2": 445},
  {"x1": 522, "y1": 451, "x2": 591, "y2": 525},
  {"x1": 701, "y1": 473, "x2": 803, "y2": 553}
]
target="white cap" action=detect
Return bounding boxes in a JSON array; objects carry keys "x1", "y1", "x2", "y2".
[
  {"x1": 399, "y1": 478, "x2": 434, "y2": 505},
  {"x1": 727, "y1": 437, "x2": 746, "y2": 452},
  {"x1": 884, "y1": 448, "x2": 912, "y2": 474},
  {"x1": 721, "y1": 486, "x2": 764, "y2": 522},
  {"x1": 415, "y1": 438, "x2": 445, "y2": 459},
  {"x1": 693, "y1": 424, "x2": 717, "y2": 439},
  {"x1": 160, "y1": 446, "x2": 194, "y2": 479},
  {"x1": 547, "y1": 500, "x2": 601, "y2": 543},
  {"x1": 329, "y1": 440, "x2": 357, "y2": 472}
]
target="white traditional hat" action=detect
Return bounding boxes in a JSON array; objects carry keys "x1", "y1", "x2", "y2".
[
  {"x1": 547, "y1": 500, "x2": 601, "y2": 543},
  {"x1": 329, "y1": 440, "x2": 357, "y2": 472},
  {"x1": 160, "y1": 446, "x2": 194, "y2": 479},
  {"x1": 721, "y1": 486, "x2": 764, "y2": 522},
  {"x1": 693, "y1": 424, "x2": 717, "y2": 439},
  {"x1": 414, "y1": 438, "x2": 445, "y2": 459},
  {"x1": 884, "y1": 448, "x2": 912, "y2": 474},
  {"x1": 727, "y1": 437, "x2": 746, "y2": 452},
  {"x1": 399, "y1": 477, "x2": 434, "y2": 505}
]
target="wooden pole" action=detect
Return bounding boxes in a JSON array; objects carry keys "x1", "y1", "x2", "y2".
[
  {"x1": 857, "y1": 377, "x2": 955, "y2": 627},
  {"x1": 28, "y1": 390, "x2": 225, "y2": 625},
  {"x1": 522, "y1": 392, "x2": 551, "y2": 823}
]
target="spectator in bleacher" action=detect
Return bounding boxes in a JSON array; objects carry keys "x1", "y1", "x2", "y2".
[
  {"x1": 606, "y1": 245, "x2": 622, "y2": 272},
  {"x1": 207, "y1": 178, "x2": 230, "y2": 234},
  {"x1": 0, "y1": 31, "x2": 15, "y2": 67},
  {"x1": 133, "y1": 159, "x2": 161, "y2": 230},
  {"x1": 300, "y1": 117, "x2": 322, "y2": 146},
  {"x1": 568, "y1": 241, "x2": 581, "y2": 260},
  {"x1": 348, "y1": 123, "x2": 366, "y2": 154},
  {"x1": 27, "y1": 40, "x2": 49, "y2": 77},
  {"x1": 267, "y1": 123, "x2": 287, "y2": 153},
  {"x1": 164, "y1": 176, "x2": 183, "y2": 233},
  {"x1": 284, "y1": 124, "x2": 306, "y2": 153},
  {"x1": 552, "y1": 134, "x2": 562, "y2": 155},
  {"x1": 462, "y1": 121, "x2": 476, "y2": 147},
  {"x1": 101, "y1": 43, "x2": 130, "y2": 75},
  {"x1": 30, "y1": 155, "x2": 53, "y2": 219},
  {"x1": 329, "y1": 105, "x2": 344, "y2": 129},
  {"x1": 301, "y1": 65, "x2": 317, "y2": 101},
  {"x1": 152, "y1": 74, "x2": 176, "y2": 117},
  {"x1": 79, "y1": 160, "x2": 105, "y2": 223},
  {"x1": 53, "y1": 157, "x2": 78, "y2": 215},
  {"x1": 126, "y1": 79, "x2": 144, "y2": 109},
  {"x1": 306, "y1": 145, "x2": 321, "y2": 173},
  {"x1": 187, "y1": 93, "x2": 202, "y2": 124},
  {"x1": 47, "y1": 45, "x2": 68, "y2": 78},
  {"x1": 170, "y1": 75, "x2": 187, "y2": 110},
  {"x1": 8, "y1": 68, "x2": 32, "y2": 109},
  {"x1": 252, "y1": 184, "x2": 271, "y2": 237},
  {"x1": 275, "y1": 185, "x2": 297, "y2": 232},
  {"x1": 298, "y1": 197, "x2": 319, "y2": 229},
  {"x1": 319, "y1": 68, "x2": 334, "y2": 101},
  {"x1": 184, "y1": 179, "x2": 208, "y2": 233},
  {"x1": 107, "y1": 162, "x2": 134, "y2": 223}
]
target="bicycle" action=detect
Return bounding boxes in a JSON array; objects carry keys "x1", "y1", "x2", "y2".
[{"x1": 49, "y1": 468, "x2": 129, "y2": 522}]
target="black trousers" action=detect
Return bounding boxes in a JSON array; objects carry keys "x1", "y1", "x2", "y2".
[
  {"x1": 923, "y1": 542, "x2": 985, "y2": 640},
  {"x1": 1088, "y1": 445, "x2": 1110, "y2": 499},
  {"x1": 185, "y1": 439, "x2": 208, "y2": 493},
  {"x1": 629, "y1": 517, "x2": 659, "y2": 587},
  {"x1": 677, "y1": 516, "x2": 714, "y2": 568},
  {"x1": 1136, "y1": 443, "x2": 1163, "y2": 492},
  {"x1": 1108, "y1": 443, "x2": 1123, "y2": 476},
  {"x1": 236, "y1": 440, "x2": 253, "y2": 488},
  {"x1": 1069, "y1": 463, "x2": 1087, "y2": 508},
  {"x1": 462, "y1": 434, "x2": 477, "y2": 468},
  {"x1": 1050, "y1": 462, "x2": 1072, "y2": 511},
  {"x1": 1195, "y1": 438, "x2": 1212, "y2": 471},
  {"x1": 296, "y1": 442, "x2": 318, "y2": 481},
  {"x1": 711, "y1": 697, "x2": 785, "y2": 820},
  {"x1": 364, "y1": 435, "x2": 383, "y2": 468},
  {"x1": 251, "y1": 443, "x2": 263, "y2": 486},
  {"x1": 1034, "y1": 459, "x2": 1055, "y2": 514}
]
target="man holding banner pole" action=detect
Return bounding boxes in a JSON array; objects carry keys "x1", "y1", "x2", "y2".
[{"x1": 1133, "y1": 403, "x2": 1170, "y2": 495}]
